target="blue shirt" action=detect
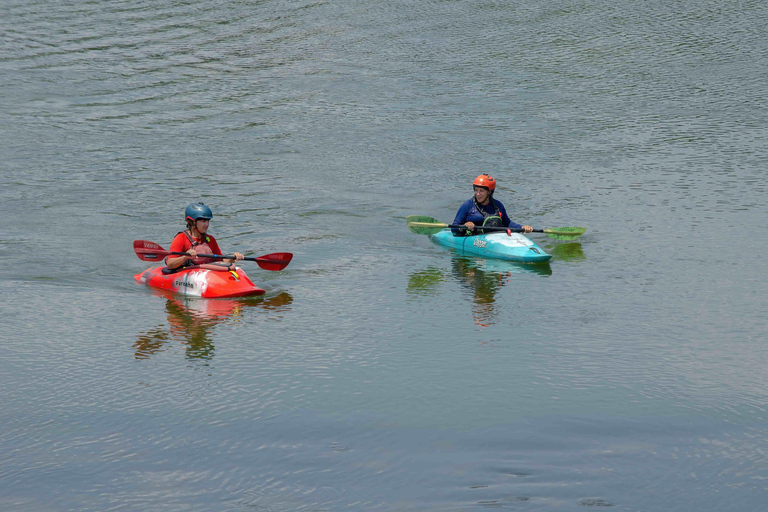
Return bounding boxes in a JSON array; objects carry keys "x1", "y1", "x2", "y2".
[{"x1": 451, "y1": 198, "x2": 523, "y2": 235}]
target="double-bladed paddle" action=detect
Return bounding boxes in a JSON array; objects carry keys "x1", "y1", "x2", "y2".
[
  {"x1": 406, "y1": 215, "x2": 586, "y2": 240},
  {"x1": 133, "y1": 240, "x2": 293, "y2": 271}
]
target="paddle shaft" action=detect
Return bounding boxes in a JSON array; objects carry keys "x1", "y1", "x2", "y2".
[
  {"x1": 164, "y1": 250, "x2": 251, "y2": 261},
  {"x1": 133, "y1": 240, "x2": 292, "y2": 271},
  {"x1": 406, "y1": 215, "x2": 586, "y2": 239},
  {"x1": 448, "y1": 224, "x2": 542, "y2": 233},
  {"x1": 155, "y1": 249, "x2": 269, "y2": 263}
]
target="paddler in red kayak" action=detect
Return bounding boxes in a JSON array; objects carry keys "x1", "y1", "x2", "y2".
[
  {"x1": 451, "y1": 174, "x2": 534, "y2": 235},
  {"x1": 166, "y1": 202, "x2": 244, "y2": 270}
]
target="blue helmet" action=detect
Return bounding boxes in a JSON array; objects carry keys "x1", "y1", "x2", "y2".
[{"x1": 185, "y1": 202, "x2": 213, "y2": 222}]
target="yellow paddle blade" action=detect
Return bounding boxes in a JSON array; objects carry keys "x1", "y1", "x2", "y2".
[
  {"x1": 406, "y1": 215, "x2": 448, "y2": 235},
  {"x1": 543, "y1": 227, "x2": 587, "y2": 240}
]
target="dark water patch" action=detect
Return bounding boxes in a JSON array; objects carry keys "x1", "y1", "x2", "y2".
[{"x1": 579, "y1": 498, "x2": 613, "y2": 507}]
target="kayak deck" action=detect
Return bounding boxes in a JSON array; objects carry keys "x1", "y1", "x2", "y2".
[
  {"x1": 134, "y1": 265, "x2": 265, "y2": 298},
  {"x1": 430, "y1": 229, "x2": 552, "y2": 263}
]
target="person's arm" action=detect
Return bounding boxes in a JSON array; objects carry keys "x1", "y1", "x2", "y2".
[
  {"x1": 451, "y1": 201, "x2": 472, "y2": 235},
  {"x1": 208, "y1": 237, "x2": 244, "y2": 266},
  {"x1": 497, "y1": 202, "x2": 510, "y2": 228},
  {"x1": 506, "y1": 219, "x2": 533, "y2": 232},
  {"x1": 166, "y1": 234, "x2": 194, "y2": 269},
  {"x1": 497, "y1": 202, "x2": 532, "y2": 232},
  {"x1": 497, "y1": 203, "x2": 519, "y2": 229}
]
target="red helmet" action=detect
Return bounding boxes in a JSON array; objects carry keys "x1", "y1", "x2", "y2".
[{"x1": 473, "y1": 174, "x2": 496, "y2": 192}]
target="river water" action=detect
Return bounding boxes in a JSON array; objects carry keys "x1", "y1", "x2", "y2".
[{"x1": 2, "y1": 0, "x2": 767, "y2": 510}]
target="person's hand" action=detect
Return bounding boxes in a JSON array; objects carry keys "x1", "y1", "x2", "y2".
[
  {"x1": 521, "y1": 225, "x2": 533, "y2": 233},
  {"x1": 464, "y1": 222, "x2": 475, "y2": 230},
  {"x1": 186, "y1": 249, "x2": 197, "y2": 259},
  {"x1": 233, "y1": 252, "x2": 244, "y2": 261}
]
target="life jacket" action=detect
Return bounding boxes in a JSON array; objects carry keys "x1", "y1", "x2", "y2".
[
  {"x1": 180, "y1": 230, "x2": 217, "y2": 266},
  {"x1": 472, "y1": 197, "x2": 503, "y2": 232}
]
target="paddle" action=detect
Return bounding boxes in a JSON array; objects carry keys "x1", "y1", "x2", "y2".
[
  {"x1": 133, "y1": 240, "x2": 293, "y2": 271},
  {"x1": 406, "y1": 215, "x2": 586, "y2": 240}
]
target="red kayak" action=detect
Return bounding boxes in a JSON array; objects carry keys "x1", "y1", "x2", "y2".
[{"x1": 134, "y1": 264, "x2": 265, "y2": 298}]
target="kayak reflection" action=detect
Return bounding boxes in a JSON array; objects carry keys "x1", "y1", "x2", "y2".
[
  {"x1": 451, "y1": 257, "x2": 551, "y2": 327},
  {"x1": 134, "y1": 290, "x2": 293, "y2": 361},
  {"x1": 407, "y1": 257, "x2": 551, "y2": 327}
]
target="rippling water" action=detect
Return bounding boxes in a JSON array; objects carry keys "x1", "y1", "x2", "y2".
[{"x1": 2, "y1": 0, "x2": 767, "y2": 510}]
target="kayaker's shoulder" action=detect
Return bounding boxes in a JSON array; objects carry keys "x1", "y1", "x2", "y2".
[{"x1": 491, "y1": 198, "x2": 507, "y2": 209}]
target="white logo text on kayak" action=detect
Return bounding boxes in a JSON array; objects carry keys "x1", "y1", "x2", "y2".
[{"x1": 473, "y1": 239, "x2": 487, "y2": 248}]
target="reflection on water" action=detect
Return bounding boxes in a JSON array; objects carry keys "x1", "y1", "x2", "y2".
[
  {"x1": 475, "y1": 258, "x2": 553, "y2": 278},
  {"x1": 406, "y1": 267, "x2": 446, "y2": 296},
  {"x1": 134, "y1": 290, "x2": 293, "y2": 361},
  {"x1": 548, "y1": 242, "x2": 586, "y2": 262},
  {"x1": 407, "y1": 242, "x2": 584, "y2": 327},
  {"x1": 407, "y1": 257, "x2": 551, "y2": 327},
  {"x1": 453, "y1": 258, "x2": 535, "y2": 328}
]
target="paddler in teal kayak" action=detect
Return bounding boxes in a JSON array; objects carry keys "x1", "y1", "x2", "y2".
[
  {"x1": 166, "y1": 202, "x2": 244, "y2": 270},
  {"x1": 451, "y1": 174, "x2": 534, "y2": 235}
]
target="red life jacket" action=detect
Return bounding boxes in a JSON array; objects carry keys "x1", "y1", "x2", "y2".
[{"x1": 180, "y1": 230, "x2": 217, "y2": 266}]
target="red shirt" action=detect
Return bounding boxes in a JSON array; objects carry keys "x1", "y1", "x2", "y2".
[{"x1": 169, "y1": 231, "x2": 223, "y2": 256}]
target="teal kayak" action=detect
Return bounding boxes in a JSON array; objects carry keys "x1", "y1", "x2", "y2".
[{"x1": 430, "y1": 229, "x2": 552, "y2": 263}]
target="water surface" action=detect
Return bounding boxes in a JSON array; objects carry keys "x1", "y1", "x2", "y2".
[{"x1": 2, "y1": 0, "x2": 767, "y2": 510}]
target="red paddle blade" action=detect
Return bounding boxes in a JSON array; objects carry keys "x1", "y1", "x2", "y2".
[
  {"x1": 133, "y1": 240, "x2": 170, "y2": 261},
  {"x1": 255, "y1": 252, "x2": 293, "y2": 271}
]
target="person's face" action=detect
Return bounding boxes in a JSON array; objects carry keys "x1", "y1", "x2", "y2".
[
  {"x1": 195, "y1": 218, "x2": 210, "y2": 233},
  {"x1": 474, "y1": 186, "x2": 490, "y2": 204}
]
